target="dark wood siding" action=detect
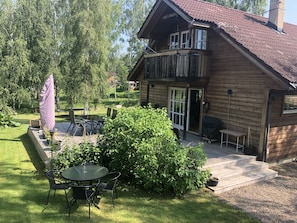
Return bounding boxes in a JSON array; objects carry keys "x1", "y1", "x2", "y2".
[
  {"x1": 140, "y1": 81, "x2": 168, "y2": 108},
  {"x1": 137, "y1": 28, "x2": 297, "y2": 163},
  {"x1": 204, "y1": 29, "x2": 282, "y2": 152},
  {"x1": 267, "y1": 96, "x2": 297, "y2": 162}
]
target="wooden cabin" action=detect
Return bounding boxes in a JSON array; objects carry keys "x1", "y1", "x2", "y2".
[{"x1": 128, "y1": 0, "x2": 297, "y2": 164}]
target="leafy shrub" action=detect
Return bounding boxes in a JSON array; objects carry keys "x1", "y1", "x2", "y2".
[
  {"x1": 50, "y1": 142, "x2": 103, "y2": 170},
  {"x1": 0, "y1": 112, "x2": 21, "y2": 128},
  {"x1": 101, "y1": 106, "x2": 209, "y2": 196}
]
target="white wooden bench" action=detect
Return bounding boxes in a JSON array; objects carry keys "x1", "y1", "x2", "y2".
[{"x1": 220, "y1": 129, "x2": 246, "y2": 153}]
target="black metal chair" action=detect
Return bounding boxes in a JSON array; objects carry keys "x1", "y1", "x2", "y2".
[
  {"x1": 68, "y1": 183, "x2": 100, "y2": 219},
  {"x1": 111, "y1": 109, "x2": 117, "y2": 119},
  {"x1": 66, "y1": 110, "x2": 86, "y2": 136},
  {"x1": 46, "y1": 170, "x2": 70, "y2": 206},
  {"x1": 96, "y1": 172, "x2": 121, "y2": 207}
]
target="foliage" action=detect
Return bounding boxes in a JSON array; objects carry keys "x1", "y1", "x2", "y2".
[
  {"x1": 50, "y1": 141, "x2": 103, "y2": 170},
  {"x1": 0, "y1": 112, "x2": 21, "y2": 128},
  {"x1": 101, "y1": 106, "x2": 209, "y2": 196},
  {"x1": 204, "y1": 0, "x2": 267, "y2": 16},
  {"x1": 0, "y1": 115, "x2": 259, "y2": 223}
]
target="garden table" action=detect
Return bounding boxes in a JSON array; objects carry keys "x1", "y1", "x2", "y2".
[{"x1": 61, "y1": 165, "x2": 108, "y2": 184}]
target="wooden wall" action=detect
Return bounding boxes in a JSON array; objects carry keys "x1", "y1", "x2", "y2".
[
  {"x1": 267, "y1": 96, "x2": 297, "y2": 162},
  {"x1": 204, "y1": 29, "x2": 282, "y2": 153},
  {"x1": 140, "y1": 81, "x2": 168, "y2": 108},
  {"x1": 138, "y1": 28, "x2": 297, "y2": 163}
]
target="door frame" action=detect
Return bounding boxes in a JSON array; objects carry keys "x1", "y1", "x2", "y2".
[
  {"x1": 187, "y1": 88, "x2": 204, "y2": 135},
  {"x1": 168, "y1": 87, "x2": 204, "y2": 134}
]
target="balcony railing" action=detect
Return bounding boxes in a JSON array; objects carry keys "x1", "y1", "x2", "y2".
[{"x1": 144, "y1": 49, "x2": 209, "y2": 81}]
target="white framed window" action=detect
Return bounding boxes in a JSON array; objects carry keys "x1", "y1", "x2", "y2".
[
  {"x1": 194, "y1": 29, "x2": 207, "y2": 50},
  {"x1": 180, "y1": 31, "x2": 190, "y2": 48},
  {"x1": 170, "y1": 33, "x2": 179, "y2": 49},
  {"x1": 283, "y1": 95, "x2": 297, "y2": 114}
]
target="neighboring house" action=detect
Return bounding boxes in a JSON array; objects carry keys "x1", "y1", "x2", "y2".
[{"x1": 128, "y1": 0, "x2": 297, "y2": 163}]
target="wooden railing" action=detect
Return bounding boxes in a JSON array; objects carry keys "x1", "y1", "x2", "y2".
[{"x1": 144, "y1": 49, "x2": 209, "y2": 80}]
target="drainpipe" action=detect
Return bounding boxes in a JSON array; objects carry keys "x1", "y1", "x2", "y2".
[{"x1": 263, "y1": 92, "x2": 273, "y2": 162}]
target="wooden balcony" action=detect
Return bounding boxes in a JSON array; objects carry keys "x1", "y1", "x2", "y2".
[{"x1": 144, "y1": 49, "x2": 209, "y2": 82}]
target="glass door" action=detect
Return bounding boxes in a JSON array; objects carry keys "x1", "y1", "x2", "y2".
[{"x1": 169, "y1": 88, "x2": 186, "y2": 129}]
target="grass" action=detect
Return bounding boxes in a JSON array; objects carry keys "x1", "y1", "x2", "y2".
[{"x1": 0, "y1": 112, "x2": 260, "y2": 223}]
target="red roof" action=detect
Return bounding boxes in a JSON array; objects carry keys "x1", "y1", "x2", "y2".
[{"x1": 166, "y1": 0, "x2": 297, "y2": 85}]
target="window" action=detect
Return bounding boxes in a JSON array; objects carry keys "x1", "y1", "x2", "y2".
[
  {"x1": 194, "y1": 29, "x2": 207, "y2": 50},
  {"x1": 180, "y1": 31, "x2": 190, "y2": 48},
  {"x1": 283, "y1": 95, "x2": 297, "y2": 114},
  {"x1": 170, "y1": 33, "x2": 179, "y2": 49}
]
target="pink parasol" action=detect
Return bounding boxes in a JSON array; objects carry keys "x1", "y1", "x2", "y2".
[{"x1": 39, "y1": 74, "x2": 55, "y2": 131}]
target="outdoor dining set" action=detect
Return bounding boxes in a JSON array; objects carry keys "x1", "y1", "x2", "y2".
[
  {"x1": 66, "y1": 107, "x2": 117, "y2": 136},
  {"x1": 45, "y1": 163, "x2": 121, "y2": 218}
]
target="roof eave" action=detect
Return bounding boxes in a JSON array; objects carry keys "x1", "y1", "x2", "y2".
[
  {"x1": 127, "y1": 55, "x2": 144, "y2": 81},
  {"x1": 138, "y1": 0, "x2": 195, "y2": 39}
]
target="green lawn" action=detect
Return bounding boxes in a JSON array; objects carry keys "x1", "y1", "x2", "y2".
[{"x1": 0, "y1": 113, "x2": 260, "y2": 223}]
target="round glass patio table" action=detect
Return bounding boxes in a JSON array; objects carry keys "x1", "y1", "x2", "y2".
[{"x1": 61, "y1": 165, "x2": 108, "y2": 182}]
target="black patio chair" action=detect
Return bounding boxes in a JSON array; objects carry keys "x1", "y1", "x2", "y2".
[
  {"x1": 111, "y1": 109, "x2": 117, "y2": 119},
  {"x1": 68, "y1": 183, "x2": 100, "y2": 219},
  {"x1": 96, "y1": 172, "x2": 121, "y2": 207},
  {"x1": 66, "y1": 110, "x2": 86, "y2": 136},
  {"x1": 46, "y1": 170, "x2": 70, "y2": 206}
]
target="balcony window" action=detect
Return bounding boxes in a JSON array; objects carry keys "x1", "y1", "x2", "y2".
[
  {"x1": 170, "y1": 33, "x2": 179, "y2": 49},
  {"x1": 194, "y1": 29, "x2": 207, "y2": 50},
  {"x1": 181, "y1": 31, "x2": 190, "y2": 48}
]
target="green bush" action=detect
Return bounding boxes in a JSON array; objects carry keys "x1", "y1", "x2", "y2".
[
  {"x1": 0, "y1": 112, "x2": 21, "y2": 128},
  {"x1": 50, "y1": 142, "x2": 103, "y2": 170},
  {"x1": 101, "y1": 106, "x2": 209, "y2": 196}
]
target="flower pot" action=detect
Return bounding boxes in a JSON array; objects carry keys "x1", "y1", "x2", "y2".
[{"x1": 207, "y1": 176, "x2": 219, "y2": 186}]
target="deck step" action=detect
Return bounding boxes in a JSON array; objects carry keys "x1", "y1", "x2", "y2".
[{"x1": 204, "y1": 154, "x2": 278, "y2": 194}]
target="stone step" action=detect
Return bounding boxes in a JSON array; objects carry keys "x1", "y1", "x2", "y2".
[
  {"x1": 207, "y1": 168, "x2": 278, "y2": 194},
  {"x1": 208, "y1": 162, "x2": 270, "y2": 180},
  {"x1": 204, "y1": 154, "x2": 256, "y2": 169},
  {"x1": 203, "y1": 153, "x2": 278, "y2": 194}
]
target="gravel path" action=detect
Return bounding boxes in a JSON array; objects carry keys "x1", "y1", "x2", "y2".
[{"x1": 218, "y1": 162, "x2": 297, "y2": 223}]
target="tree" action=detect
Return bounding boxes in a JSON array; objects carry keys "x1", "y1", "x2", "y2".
[
  {"x1": 61, "y1": 0, "x2": 116, "y2": 111},
  {"x1": 119, "y1": 0, "x2": 155, "y2": 68},
  {"x1": 0, "y1": 0, "x2": 31, "y2": 110},
  {"x1": 204, "y1": 0, "x2": 267, "y2": 15}
]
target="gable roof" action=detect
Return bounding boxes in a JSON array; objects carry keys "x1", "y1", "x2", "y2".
[{"x1": 137, "y1": 0, "x2": 297, "y2": 89}]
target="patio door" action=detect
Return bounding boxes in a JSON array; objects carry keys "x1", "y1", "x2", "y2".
[
  {"x1": 169, "y1": 88, "x2": 186, "y2": 129},
  {"x1": 188, "y1": 89, "x2": 203, "y2": 134}
]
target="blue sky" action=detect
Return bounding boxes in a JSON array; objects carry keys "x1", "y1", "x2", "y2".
[
  {"x1": 265, "y1": 0, "x2": 296, "y2": 25},
  {"x1": 283, "y1": 0, "x2": 296, "y2": 24}
]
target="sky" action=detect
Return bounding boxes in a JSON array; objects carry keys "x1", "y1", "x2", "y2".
[
  {"x1": 283, "y1": 0, "x2": 296, "y2": 25},
  {"x1": 265, "y1": 0, "x2": 296, "y2": 25}
]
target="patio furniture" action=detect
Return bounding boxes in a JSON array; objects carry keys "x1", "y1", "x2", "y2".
[
  {"x1": 89, "y1": 107, "x2": 113, "y2": 133},
  {"x1": 220, "y1": 129, "x2": 246, "y2": 153},
  {"x1": 68, "y1": 182, "x2": 101, "y2": 218},
  {"x1": 45, "y1": 170, "x2": 70, "y2": 206},
  {"x1": 202, "y1": 116, "x2": 222, "y2": 144},
  {"x1": 61, "y1": 164, "x2": 108, "y2": 184},
  {"x1": 96, "y1": 171, "x2": 121, "y2": 207},
  {"x1": 66, "y1": 110, "x2": 87, "y2": 136},
  {"x1": 111, "y1": 109, "x2": 117, "y2": 119}
]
